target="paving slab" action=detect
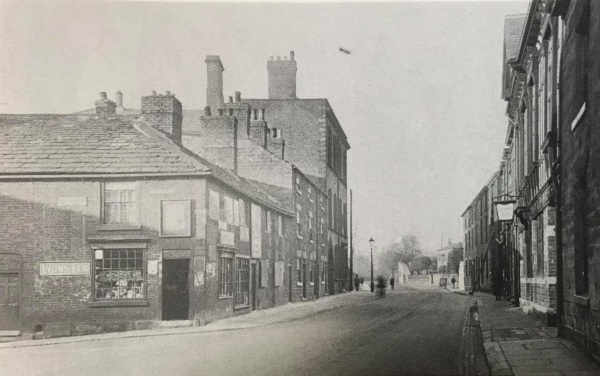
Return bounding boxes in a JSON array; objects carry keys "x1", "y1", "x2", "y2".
[{"x1": 471, "y1": 292, "x2": 600, "y2": 376}]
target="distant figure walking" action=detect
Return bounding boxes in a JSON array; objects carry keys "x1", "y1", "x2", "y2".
[
  {"x1": 389, "y1": 277, "x2": 395, "y2": 290},
  {"x1": 354, "y1": 274, "x2": 360, "y2": 292},
  {"x1": 451, "y1": 276, "x2": 456, "y2": 289}
]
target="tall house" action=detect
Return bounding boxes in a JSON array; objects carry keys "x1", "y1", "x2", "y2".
[{"x1": 185, "y1": 52, "x2": 351, "y2": 294}]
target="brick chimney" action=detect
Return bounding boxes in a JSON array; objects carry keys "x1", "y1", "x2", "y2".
[
  {"x1": 223, "y1": 91, "x2": 252, "y2": 140},
  {"x1": 267, "y1": 51, "x2": 297, "y2": 99},
  {"x1": 267, "y1": 129, "x2": 285, "y2": 160},
  {"x1": 249, "y1": 108, "x2": 268, "y2": 148},
  {"x1": 141, "y1": 91, "x2": 183, "y2": 144},
  {"x1": 206, "y1": 55, "x2": 224, "y2": 110},
  {"x1": 95, "y1": 92, "x2": 116, "y2": 116},
  {"x1": 183, "y1": 107, "x2": 238, "y2": 172}
]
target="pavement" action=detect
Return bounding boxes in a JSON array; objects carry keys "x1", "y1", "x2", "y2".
[
  {"x1": 0, "y1": 290, "x2": 377, "y2": 349},
  {"x1": 473, "y1": 292, "x2": 600, "y2": 376}
]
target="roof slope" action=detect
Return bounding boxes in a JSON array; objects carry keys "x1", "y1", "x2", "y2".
[
  {"x1": 504, "y1": 14, "x2": 527, "y2": 62},
  {"x1": 0, "y1": 114, "x2": 206, "y2": 175}
]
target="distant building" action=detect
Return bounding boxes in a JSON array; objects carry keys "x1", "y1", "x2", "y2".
[{"x1": 436, "y1": 240, "x2": 463, "y2": 274}]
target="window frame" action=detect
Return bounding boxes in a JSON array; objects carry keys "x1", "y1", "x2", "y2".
[
  {"x1": 234, "y1": 256, "x2": 250, "y2": 308},
  {"x1": 93, "y1": 248, "x2": 146, "y2": 301},
  {"x1": 102, "y1": 182, "x2": 139, "y2": 225},
  {"x1": 219, "y1": 252, "x2": 234, "y2": 298}
]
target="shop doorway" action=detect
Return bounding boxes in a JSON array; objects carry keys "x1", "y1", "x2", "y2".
[
  {"x1": 0, "y1": 273, "x2": 19, "y2": 330},
  {"x1": 162, "y1": 259, "x2": 189, "y2": 321}
]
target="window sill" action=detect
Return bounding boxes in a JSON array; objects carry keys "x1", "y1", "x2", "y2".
[
  {"x1": 234, "y1": 304, "x2": 250, "y2": 311},
  {"x1": 160, "y1": 233, "x2": 191, "y2": 238},
  {"x1": 296, "y1": 282, "x2": 303, "y2": 287},
  {"x1": 89, "y1": 300, "x2": 149, "y2": 308},
  {"x1": 309, "y1": 282, "x2": 314, "y2": 286},
  {"x1": 218, "y1": 295, "x2": 233, "y2": 300},
  {"x1": 98, "y1": 223, "x2": 142, "y2": 231},
  {"x1": 574, "y1": 294, "x2": 590, "y2": 307}
]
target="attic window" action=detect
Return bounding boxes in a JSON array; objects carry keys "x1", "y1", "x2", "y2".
[{"x1": 271, "y1": 128, "x2": 281, "y2": 139}]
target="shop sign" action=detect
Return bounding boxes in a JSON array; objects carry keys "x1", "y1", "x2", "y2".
[
  {"x1": 220, "y1": 231, "x2": 235, "y2": 246},
  {"x1": 39, "y1": 262, "x2": 90, "y2": 276}
]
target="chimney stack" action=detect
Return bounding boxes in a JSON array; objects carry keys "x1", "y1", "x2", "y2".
[
  {"x1": 115, "y1": 90, "x2": 123, "y2": 107},
  {"x1": 206, "y1": 55, "x2": 225, "y2": 110},
  {"x1": 141, "y1": 90, "x2": 183, "y2": 144},
  {"x1": 183, "y1": 111, "x2": 238, "y2": 172},
  {"x1": 95, "y1": 92, "x2": 116, "y2": 116},
  {"x1": 249, "y1": 109, "x2": 268, "y2": 148},
  {"x1": 234, "y1": 91, "x2": 241, "y2": 103},
  {"x1": 267, "y1": 51, "x2": 297, "y2": 99}
]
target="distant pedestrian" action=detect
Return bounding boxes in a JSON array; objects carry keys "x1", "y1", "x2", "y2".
[
  {"x1": 389, "y1": 277, "x2": 395, "y2": 290},
  {"x1": 451, "y1": 276, "x2": 456, "y2": 289},
  {"x1": 353, "y1": 274, "x2": 360, "y2": 292}
]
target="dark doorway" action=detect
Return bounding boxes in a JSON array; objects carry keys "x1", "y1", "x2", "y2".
[
  {"x1": 288, "y1": 265, "x2": 293, "y2": 302},
  {"x1": 251, "y1": 262, "x2": 257, "y2": 311},
  {"x1": 162, "y1": 259, "x2": 189, "y2": 320},
  {"x1": 0, "y1": 274, "x2": 19, "y2": 330},
  {"x1": 302, "y1": 258, "x2": 307, "y2": 299}
]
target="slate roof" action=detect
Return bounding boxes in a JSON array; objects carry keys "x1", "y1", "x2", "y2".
[
  {"x1": 0, "y1": 114, "x2": 290, "y2": 214},
  {"x1": 0, "y1": 114, "x2": 205, "y2": 175},
  {"x1": 504, "y1": 14, "x2": 527, "y2": 63}
]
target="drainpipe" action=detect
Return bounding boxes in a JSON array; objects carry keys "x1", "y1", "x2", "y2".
[{"x1": 554, "y1": 16, "x2": 564, "y2": 337}]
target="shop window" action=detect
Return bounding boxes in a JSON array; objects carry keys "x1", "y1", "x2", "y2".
[
  {"x1": 103, "y1": 182, "x2": 137, "y2": 224},
  {"x1": 309, "y1": 259, "x2": 315, "y2": 286},
  {"x1": 235, "y1": 258, "x2": 250, "y2": 307},
  {"x1": 296, "y1": 258, "x2": 302, "y2": 285},
  {"x1": 219, "y1": 255, "x2": 233, "y2": 298},
  {"x1": 94, "y1": 249, "x2": 144, "y2": 300}
]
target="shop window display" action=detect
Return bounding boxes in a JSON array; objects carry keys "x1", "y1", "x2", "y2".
[{"x1": 95, "y1": 249, "x2": 144, "y2": 299}]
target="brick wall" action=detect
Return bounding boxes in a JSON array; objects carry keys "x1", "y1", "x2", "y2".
[
  {"x1": 0, "y1": 178, "x2": 207, "y2": 334},
  {"x1": 561, "y1": 0, "x2": 600, "y2": 355}
]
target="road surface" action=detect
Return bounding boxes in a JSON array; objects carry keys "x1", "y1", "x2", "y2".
[{"x1": 0, "y1": 285, "x2": 471, "y2": 376}]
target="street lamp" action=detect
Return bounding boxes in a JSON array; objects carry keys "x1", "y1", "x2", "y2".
[{"x1": 369, "y1": 237, "x2": 375, "y2": 293}]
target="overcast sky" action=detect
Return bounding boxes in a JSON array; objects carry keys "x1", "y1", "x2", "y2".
[{"x1": 0, "y1": 0, "x2": 528, "y2": 255}]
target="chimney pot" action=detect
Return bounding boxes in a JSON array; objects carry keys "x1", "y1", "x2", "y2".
[
  {"x1": 218, "y1": 108, "x2": 224, "y2": 116},
  {"x1": 290, "y1": 51, "x2": 295, "y2": 60},
  {"x1": 99, "y1": 92, "x2": 107, "y2": 99},
  {"x1": 166, "y1": 90, "x2": 171, "y2": 96},
  {"x1": 228, "y1": 96, "x2": 233, "y2": 103},
  {"x1": 234, "y1": 91, "x2": 241, "y2": 103},
  {"x1": 152, "y1": 90, "x2": 157, "y2": 96},
  {"x1": 204, "y1": 106, "x2": 211, "y2": 116}
]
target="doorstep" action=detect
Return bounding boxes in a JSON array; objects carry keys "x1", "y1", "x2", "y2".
[{"x1": 134, "y1": 320, "x2": 194, "y2": 330}]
